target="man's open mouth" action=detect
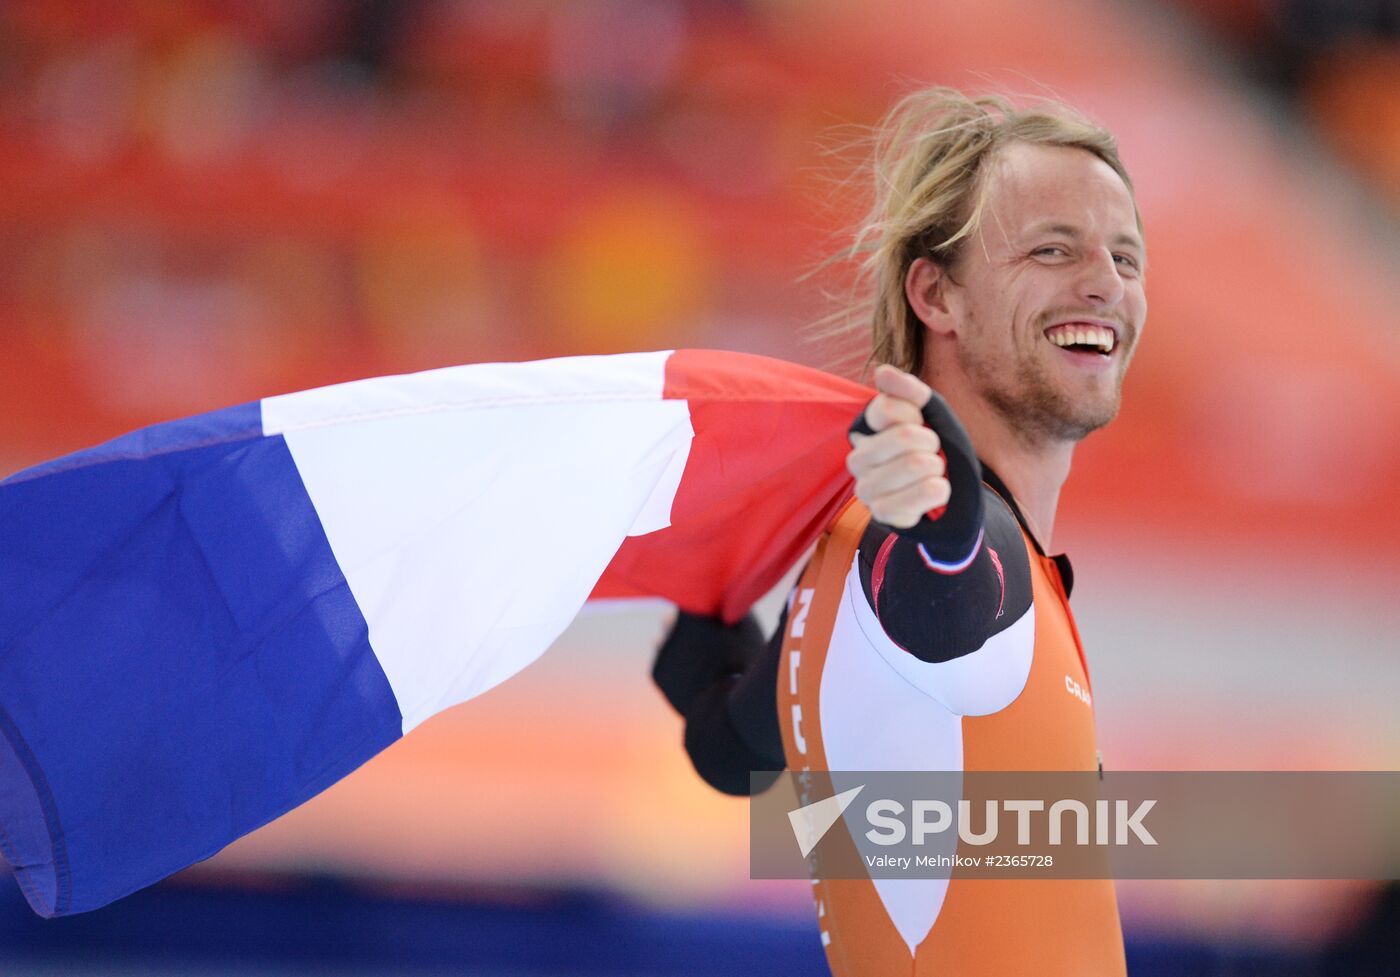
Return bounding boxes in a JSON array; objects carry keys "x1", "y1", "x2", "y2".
[{"x1": 1043, "y1": 322, "x2": 1117, "y2": 356}]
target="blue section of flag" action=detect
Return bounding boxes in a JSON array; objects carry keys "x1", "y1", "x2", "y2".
[
  {"x1": 2, "y1": 401, "x2": 266, "y2": 486},
  {"x1": 0, "y1": 403, "x2": 403, "y2": 916}
]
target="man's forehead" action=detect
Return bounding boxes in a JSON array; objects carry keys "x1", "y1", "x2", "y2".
[{"x1": 984, "y1": 142, "x2": 1140, "y2": 243}]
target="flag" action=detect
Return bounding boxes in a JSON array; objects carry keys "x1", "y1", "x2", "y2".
[{"x1": 0, "y1": 348, "x2": 868, "y2": 917}]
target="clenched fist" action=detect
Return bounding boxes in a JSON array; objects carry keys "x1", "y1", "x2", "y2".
[{"x1": 847, "y1": 364, "x2": 950, "y2": 529}]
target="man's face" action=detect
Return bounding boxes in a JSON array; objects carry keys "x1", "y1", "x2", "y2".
[{"x1": 940, "y1": 141, "x2": 1147, "y2": 444}]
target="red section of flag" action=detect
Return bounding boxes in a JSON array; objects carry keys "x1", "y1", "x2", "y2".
[{"x1": 593, "y1": 349, "x2": 869, "y2": 623}]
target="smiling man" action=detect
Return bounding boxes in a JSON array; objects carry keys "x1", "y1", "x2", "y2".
[{"x1": 653, "y1": 87, "x2": 1145, "y2": 975}]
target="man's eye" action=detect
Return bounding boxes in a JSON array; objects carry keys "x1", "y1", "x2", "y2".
[
  {"x1": 1113, "y1": 253, "x2": 1141, "y2": 271},
  {"x1": 1033, "y1": 246, "x2": 1067, "y2": 257}
]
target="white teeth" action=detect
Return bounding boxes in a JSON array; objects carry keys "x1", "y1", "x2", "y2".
[{"x1": 1046, "y1": 324, "x2": 1117, "y2": 354}]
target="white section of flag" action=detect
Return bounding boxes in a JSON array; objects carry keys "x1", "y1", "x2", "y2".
[
  {"x1": 260, "y1": 351, "x2": 694, "y2": 732},
  {"x1": 789, "y1": 784, "x2": 866, "y2": 858}
]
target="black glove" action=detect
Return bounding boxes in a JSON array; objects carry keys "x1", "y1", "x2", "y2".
[
  {"x1": 848, "y1": 386, "x2": 984, "y2": 565},
  {"x1": 652, "y1": 610, "x2": 765, "y2": 716}
]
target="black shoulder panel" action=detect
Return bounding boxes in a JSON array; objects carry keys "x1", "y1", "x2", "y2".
[{"x1": 855, "y1": 485, "x2": 1033, "y2": 663}]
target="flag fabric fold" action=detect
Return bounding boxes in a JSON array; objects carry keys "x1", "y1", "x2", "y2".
[{"x1": 0, "y1": 348, "x2": 867, "y2": 917}]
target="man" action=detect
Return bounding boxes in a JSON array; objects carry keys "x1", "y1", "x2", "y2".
[{"x1": 652, "y1": 87, "x2": 1146, "y2": 975}]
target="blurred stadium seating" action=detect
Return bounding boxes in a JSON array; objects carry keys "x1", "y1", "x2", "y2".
[{"x1": 1, "y1": 1, "x2": 1396, "y2": 974}]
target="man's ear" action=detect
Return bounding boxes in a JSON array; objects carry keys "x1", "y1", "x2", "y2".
[{"x1": 905, "y1": 257, "x2": 957, "y2": 337}]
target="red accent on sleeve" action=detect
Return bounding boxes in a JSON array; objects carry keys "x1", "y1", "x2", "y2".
[
  {"x1": 924, "y1": 448, "x2": 949, "y2": 521},
  {"x1": 870, "y1": 533, "x2": 898, "y2": 618}
]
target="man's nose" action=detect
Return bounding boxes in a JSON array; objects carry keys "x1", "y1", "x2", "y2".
[{"x1": 1075, "y1": 249, "x2": 1126, "y2": 307}]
